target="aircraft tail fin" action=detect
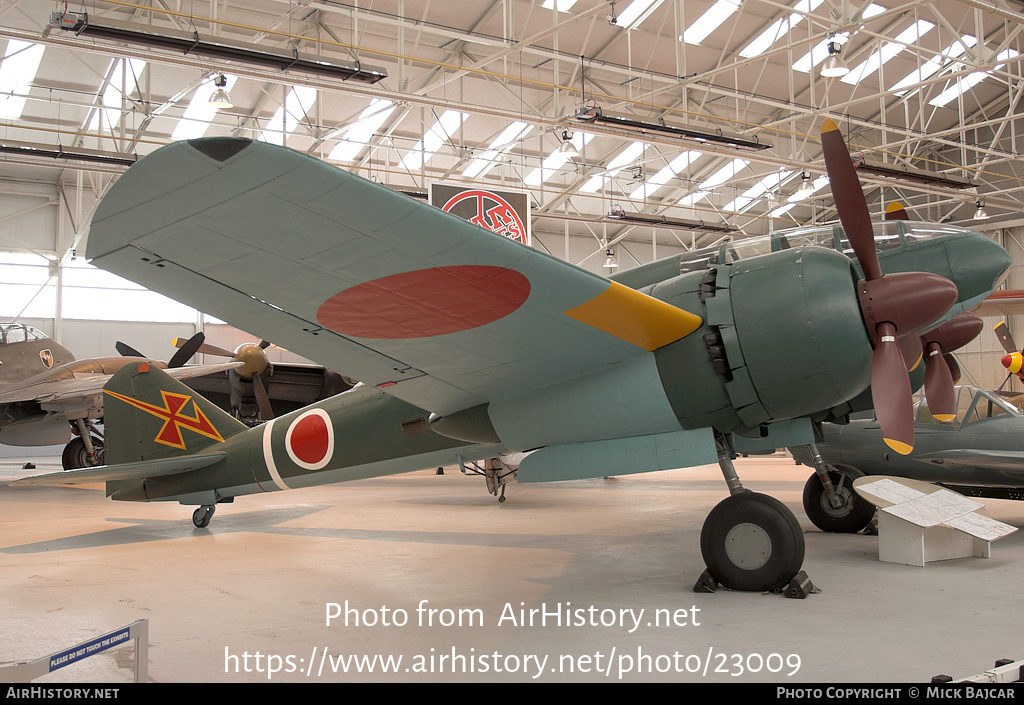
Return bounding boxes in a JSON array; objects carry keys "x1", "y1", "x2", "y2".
[{"x1": 102, "y1": 361, "x2": 247, "y2": 465}]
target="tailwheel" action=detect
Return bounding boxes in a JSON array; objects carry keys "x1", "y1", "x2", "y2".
[
  {"x1": 700, "y1": 492, "x2": 805, "y2": 592},
  {"x1": 802, "y1": 464, "x2": 875, "y2": 533},
  {"x1": 192, "y1": 505, "x2": 216, "y2": 528}
]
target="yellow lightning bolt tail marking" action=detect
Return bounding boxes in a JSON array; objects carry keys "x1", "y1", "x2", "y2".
[
  {"x1": 105, "y1": 389, "x2": 226, "y2": 449},
  {"x1": 563, "y1": 281, "x2": 702, "y2": 351}
]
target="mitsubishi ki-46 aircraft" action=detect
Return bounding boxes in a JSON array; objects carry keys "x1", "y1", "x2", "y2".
[{"x1": 12, "y1": 118, "x2": 1011, "y2": 593}]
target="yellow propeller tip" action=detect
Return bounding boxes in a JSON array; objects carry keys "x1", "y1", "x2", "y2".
[
  {"x1": 822, "y1": 118, "x2": 839, "y2": 133},
  {"x1": 884, "y1": 438, "x2": 914, "y2": 455},
  {"x1": 932, "y1": 414, "x2": 955, "y2": 423}
]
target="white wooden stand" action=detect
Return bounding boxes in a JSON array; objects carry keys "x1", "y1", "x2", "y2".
[{"x1": 853, "y1": 476, "x2": 1016, "y2": 567}]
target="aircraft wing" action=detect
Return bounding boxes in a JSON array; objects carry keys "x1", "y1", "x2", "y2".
[
  {"x1": 913, "y1": 448, "x2": 1024, "y2": 472},
  {"x1": 971, "y1": 289, "x2": 1024, "y2": 317},
  {"x1": 0, "y1": 361, "x2": 246, "y2": 405},
  {"x1": 9, "y1": 452, "x2": 225, "y2": 486},
  {"x1": 86, "y1": 138, "x2": 702, "y2": 416}
]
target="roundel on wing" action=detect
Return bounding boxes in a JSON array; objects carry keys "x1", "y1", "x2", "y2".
[
  {"x1": 316, "y1": 265, "x2": 531, "y2": 339},
  {"x1": 285, "y1": 409, "x2": 334, "y2": 471}
]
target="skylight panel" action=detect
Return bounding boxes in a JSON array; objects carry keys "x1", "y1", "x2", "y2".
[
  {"x1": 259, "y1": 86, "x2": 317, "y2": 145},
  {"x1": 841, "y1": 20, "x2": 935, "y2": 85},
  {"x1": 89, "y1": 58, "x2": 147, "y2": 132},
  {"x1": 329, "y1": 99, "x2": 396, "y2": 162},
  {"x1": 462, "y1": 121, "x2": 533, "y2": 179},
  {"x1": 541, "y1": 0, "x2": 579, "y2": 10},
  {"x1": 617, "y1": 0, "x2": 666, "y2": 30},
  {"x1": 888, "y1": 36, "x2": 976, "y2": 94},
  {"x1": 683, "y1": 0, "x2": 741, "y2": 45},
  {"x1": 401, "y1": 110, "x2": 470, "y2": 171},
  {"x1": 0, "y1": 41, "x2": 44, "y2": 121},
  {"x1": 739, "y1": 0, "x2": 824, "y2": 58},
  {"x1": 723, "y1": 170, "x2": 793, "y2": 212},
  {"x1": 629, "y1": 150, "x2": 703, "y2": 199},
  {"x1": 580, "y1": 141, "x2": 648, "y2": 193},
  {"x1": 523, "y1": 132, "x2": 594, "y2": 186},
  {"x1": 171, "y1": 74, "x2": 238, "y2": 141},
  {"x1": 771, "y1": 202, "x2": 797, "y2": 218},
  {"x1": 928, "y1": 49, "x2": 1019, "y2": 107},
  {"x1": 678, "y1": 190, "x2": 710, "y2": 207},
  {"x1": 698, "y1": 158, "x2": 750, "y2": 190}
]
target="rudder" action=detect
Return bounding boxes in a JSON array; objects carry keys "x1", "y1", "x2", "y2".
[{"x1": 103, "y1": 361, "x2": 247, "y2": 465}]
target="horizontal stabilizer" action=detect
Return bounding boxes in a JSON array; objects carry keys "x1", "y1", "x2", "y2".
[{"x1": 9, "y1": 452, "x2": 225, "y2": 486}]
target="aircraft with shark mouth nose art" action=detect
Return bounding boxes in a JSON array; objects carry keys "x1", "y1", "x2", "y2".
[{"x1": 11, "y1": 118, "x2": 1011, "y2": 593}]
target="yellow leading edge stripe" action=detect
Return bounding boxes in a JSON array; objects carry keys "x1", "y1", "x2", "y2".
[{"x1": 563, "y1": 281, "x2": 703, "y2": 351}]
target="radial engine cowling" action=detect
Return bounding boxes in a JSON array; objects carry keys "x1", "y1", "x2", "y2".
[{"x1": 651, "y1": 246, "x2": 874, "y2": 434}]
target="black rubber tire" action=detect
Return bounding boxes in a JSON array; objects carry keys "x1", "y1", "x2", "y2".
[
  {"x1": 61, "y1": 436, "x2": 105, "y2": 470},
  {"x1": 192, "y1": 506, "x2": 214, "y2": 528},
  {"x1": 802, "y1": 464, "x2": 874, "y2": 533},
  {"x1": 700, "y1": 492, "x2": 805, "y2": 592}
]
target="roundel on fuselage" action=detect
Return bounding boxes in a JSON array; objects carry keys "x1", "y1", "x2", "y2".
[{"x1": 285, "y1": 408, "x2": 334, "y2": 471}]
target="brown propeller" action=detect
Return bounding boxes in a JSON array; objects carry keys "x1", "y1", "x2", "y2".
[
  {"x1": 919, "y1": 313, "x2": 983, "y2": 422},
  {"x1": 821, "y1": 118, "x2": 958, "y2": 454}
]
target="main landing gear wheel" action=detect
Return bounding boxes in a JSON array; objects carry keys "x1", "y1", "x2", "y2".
[
  {"x1": 192, "y1": 505, "x2": 215, "y2": 528},
  {"x1": 62, "y1": 436, "x2": 104, "y2": 470},
  {"x1": 802, "y1": 464, "x2": 874, "y2": 533},
  {"x1": 700, "y1": 492, "x2": 805, "y2": 592}
]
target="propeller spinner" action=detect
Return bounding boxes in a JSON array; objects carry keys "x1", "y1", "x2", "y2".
[{"x1": 820, "y1": 118, "x2": 959, "y2": 454}]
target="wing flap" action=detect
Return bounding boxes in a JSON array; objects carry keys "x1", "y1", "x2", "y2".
[{"x1": 9, "y1": 452, "x2": 225, "y2": 486}]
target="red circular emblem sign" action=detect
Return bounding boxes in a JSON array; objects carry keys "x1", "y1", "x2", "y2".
[{"x1": 442, "y1": 190, "x2": 527, "y2": 244}]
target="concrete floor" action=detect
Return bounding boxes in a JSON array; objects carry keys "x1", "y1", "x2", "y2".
[{"x1": 1, "y1": 451, "x2": 1022, "y2": 684}]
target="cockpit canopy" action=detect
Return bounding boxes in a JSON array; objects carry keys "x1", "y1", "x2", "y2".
[
  {"x1": 0, "y1": 323, "x2": 48, "y2": 345},
  {"x1": 677, "y1": 221, "x2": 979, "y2": 275},
  {"x1": 916, "y1": 385, "x2": 1022, "y2": 426}
]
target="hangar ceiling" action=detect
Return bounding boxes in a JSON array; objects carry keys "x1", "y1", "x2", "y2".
[{"x1": 0, "y1": 0, "x2": 1021, "y2": 267}]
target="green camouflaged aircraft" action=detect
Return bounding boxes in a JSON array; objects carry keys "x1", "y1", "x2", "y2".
[{"x1": 12, "y1": 119, "x2": 1012, "y2": 593}]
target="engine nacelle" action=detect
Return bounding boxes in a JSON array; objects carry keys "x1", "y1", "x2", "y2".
[{"x1": 650, "y1": 246, "x2": 873, "y2": 436}]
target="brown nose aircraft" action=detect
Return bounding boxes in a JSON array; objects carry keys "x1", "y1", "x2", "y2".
[{"x1": 0, "y1": 323, "x2": 260, "y2": 469}]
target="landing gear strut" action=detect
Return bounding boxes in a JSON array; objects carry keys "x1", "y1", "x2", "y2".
[
  {"x1": 697, "y1": 434, "x2": 808, "y2": 594},
  {"x1": 459, "y1": 456, "x2": 517, "y2": 502},
  {"x1": 801, "y1": 451, "x2": 874, "y2": 533}
]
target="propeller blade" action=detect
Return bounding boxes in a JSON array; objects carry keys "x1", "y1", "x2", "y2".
[
  {"x1": 115, "y1": 341, "x2": 145, "y2": 358},
  {"x1": 994, "y1": 321, "x2": 1017, "y2": 355},
  {"x1": 884, "y1": 203, "x2": 909, "y2": 220},
  {"x1": 168, "y1": 332, "x2": 205, "y2": 368},
  {"x1": 821, "y1": 118, "x2": 882, "y2": 281},
  {"x1": 872, "y1": 322, "x2": 915, "y2": 454},
  {"x1": 944, "y1": 353, "x2": 961, "y2": 384},
  {"x1": 897, "y1": 334, "x2": 923, "y2": 372},
  {"x1": 923, "y1": 342, "x2": 955, "y2": 422},
  {"x1": 173, "y1": 336, "x2": 236, "y2": 358},
  {"x1": 253, "y1": 374, "x2": 274, "y2": 421}
]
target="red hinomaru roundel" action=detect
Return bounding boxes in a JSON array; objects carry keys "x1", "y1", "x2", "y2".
[{"x1": 284, "y1": 408, "x2": 335, "y2": 471}]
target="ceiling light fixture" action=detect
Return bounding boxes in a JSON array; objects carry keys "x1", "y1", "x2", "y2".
[
  {"x1": 820, "y1": 40, "x2": 849, "y2": 77},
  {"x1": 574, "y1": 105, "x2": 771, "y2": 151},
  {"x1": 603, "y1": 206, "x2": 738, "y2": 233},
  {"x1": 46, "y1": 11, "x2": 387, "y2": 84},
  {"x1": 208, "y1": 74, "x2": 232, "y2": 108},
  {"x1": 795, "y1": 171, "x2": 815, "y2": 198},
  {"x1": 975, "y1": 199, "x2": 990, "y2": 220},
  {"x1": 559, "y1": 130, "x2": 579, "y2": 157},
  {"x1": 603, "y1": 247, "x2": 619, "y2": 269},
  {"x1": 852, "y1": 155, "x2": 974, "y2": 190}
]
